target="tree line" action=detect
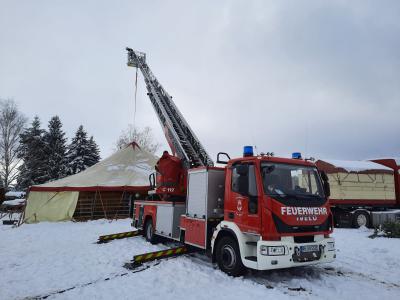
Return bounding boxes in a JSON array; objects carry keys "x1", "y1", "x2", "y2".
[{"x1": 0, "y1": 99, "x2": 100, "y2": 190}]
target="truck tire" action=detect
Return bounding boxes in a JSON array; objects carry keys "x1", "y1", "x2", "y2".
[
  {"x1": 144, "y1": 219, "x2": 157, "y2": 244},
  {"x1": 215, "y1": 236, "x2": 246, "y2": 277},
  {"x1": 353, "y1": 210, "x2": 370, "y2": 228}
]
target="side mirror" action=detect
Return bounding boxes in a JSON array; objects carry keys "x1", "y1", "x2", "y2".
[
  {"x1": 217, "y1": 152, "x2": 231, "y2": 164},
  {"x1": 320, "y1": 171, "x2": 328, "y2": 181},
  {"x1": 320, "y1": 171, "x2": 331, "y2": 198},
  {"x1": 324, "y1": 181, "x2": 331, "y2": 198}
]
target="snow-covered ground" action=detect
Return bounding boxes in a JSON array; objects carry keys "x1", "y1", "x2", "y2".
[{"x1": 1, "y1": 219, "x2": 399, "y2": 300}]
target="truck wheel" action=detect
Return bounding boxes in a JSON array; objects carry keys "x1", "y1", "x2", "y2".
[
  {"x1": 353, "y1": 210, "x2": 370, "y2": 228},
  {"x1": 215, "y1": 236, "x2": 246, "y2": 277},
  {"x1": 144, "y1": 219, "x2": 157, "y2": 244}
]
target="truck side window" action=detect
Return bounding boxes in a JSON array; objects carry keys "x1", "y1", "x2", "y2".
[
  {"x1": 248, "y1": 165, "x2": 258, "y2": 214},
  {"x1": 231, "y1": 166, "x2": 241, "y2": 193},
  {"x1": 248, "y1": 165, "x2": 257, "y2": 196},
  {"x1": 231, "y1": 164, "x2": 258, "y2": 214}
]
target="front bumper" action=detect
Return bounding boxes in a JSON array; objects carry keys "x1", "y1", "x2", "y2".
[{"x1": 254, "y1": 237, "x2": 335, "y2": 270}]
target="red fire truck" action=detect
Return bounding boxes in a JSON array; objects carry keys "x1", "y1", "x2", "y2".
[{"x1": 126, "y1": 48, "x2": 335, "y2": 276}]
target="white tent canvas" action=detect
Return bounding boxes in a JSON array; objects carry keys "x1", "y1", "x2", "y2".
[{"x1": 24, "y1": 143, "x2": 158, "y2": 223}]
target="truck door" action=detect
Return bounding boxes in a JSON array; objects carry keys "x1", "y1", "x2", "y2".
[{"x1": 228, "y1": 163, "x2": 261, "y2": 234}]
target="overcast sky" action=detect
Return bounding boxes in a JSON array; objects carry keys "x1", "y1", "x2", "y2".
[{"x1": 1, "y1": 0, "x2": 399, "y2": 162}]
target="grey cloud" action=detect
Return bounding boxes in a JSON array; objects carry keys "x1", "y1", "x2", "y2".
[{"x1": 0, "y1": 0, "x2": 398, "y2": 162}]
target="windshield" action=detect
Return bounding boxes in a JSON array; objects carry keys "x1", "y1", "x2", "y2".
[{"x1": 261, "y1": 162, "x2": 325, "y2": 203}]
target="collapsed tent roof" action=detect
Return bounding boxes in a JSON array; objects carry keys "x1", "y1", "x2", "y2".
[
  {"x1": 30, "y1": 143, "x2": 158, "y2": 192},
  {"x1": 315, "y1": 159, "x2": 393, "y2": 174}
]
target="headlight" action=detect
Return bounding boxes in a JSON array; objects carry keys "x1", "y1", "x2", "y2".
[
  {"x1": 327, "y1": 242, "x2": 335, "y2": 251},
  {"x1": 260, "y1": 245, "x2": 286, "y2": 256}
]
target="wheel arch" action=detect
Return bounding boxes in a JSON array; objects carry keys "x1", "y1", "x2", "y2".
[
  {"x1": 141, "y1": 205, "x2": 157, "y2": 229},
  {"x1": 143, "y1": 214, "x2": 154, "y2": 229},
  {"x1": 212, "y1": 228, "x2": 239, "y2": 263}
]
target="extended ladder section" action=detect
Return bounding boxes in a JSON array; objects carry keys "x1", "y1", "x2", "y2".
[{"x1": 126, "y1": 48, "x2": 213, "y2": 168}]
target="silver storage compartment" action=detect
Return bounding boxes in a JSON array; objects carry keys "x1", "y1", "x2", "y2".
[
  {"x1": 156, "y1": 204, "x2": 186, "y2": 239},
  {"x1": 187, "y1": 171, "x2": 207, "y2": 218},
  {"x1": 187, "y1": 168, "x2": 225, "y2": 219},
  {"x1": 371, "y1": 210, "x2": 400, "y2": 227},
  {"x1": 207, "y1": 169, "x2": 225, "y2": 217}
]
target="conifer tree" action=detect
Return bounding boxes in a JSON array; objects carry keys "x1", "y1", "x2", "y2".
[
  {"x1": 17, "y1": 116, "x2": 47, "y2": 189},
  {"x1": 66, "y1": 125, "x2": 99, "y2": 175},
  {"x1": 87, "y1": 136, "x2": 101, "y2": 166},
  {"x1": 43, "y1": 116, "x2": 67, "y2": 181}
]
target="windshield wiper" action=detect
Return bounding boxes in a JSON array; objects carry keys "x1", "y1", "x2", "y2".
[
  {"x1": 267, "y1": 192, "x2": 287, "y2": 198},
  {"x1": 289, "y1": 193, "x2": 322, "y2": 199},
  {"x1": 275, "y1": 192, "x2": 323, "y2": 199}
]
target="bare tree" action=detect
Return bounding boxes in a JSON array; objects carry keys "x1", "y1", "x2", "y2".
[
  {"x1": 0, "y1": 99, "x2": 26, "y2": 188},
  {"x1": 115, "y1": 125, "x2": 161, "y2": 154}
]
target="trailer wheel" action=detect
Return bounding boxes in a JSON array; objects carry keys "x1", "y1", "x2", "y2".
[
  {"x1": 144, "y1": 219, "x2": 157, "y2": 244},
  {"x1": 353, "y1": 210, "x2": 370, "y2": 228},
  {"x1": 215, "y1": 236, "x2": 245, "y2": 277}
]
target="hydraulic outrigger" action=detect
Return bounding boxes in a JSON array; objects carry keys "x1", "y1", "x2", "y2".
[
  {"x1": 97, "y1": 230, "x2": 141, "y2": 244},
  {"x1": 97, "y1": 229, "x2": 192, "y2": 268}
]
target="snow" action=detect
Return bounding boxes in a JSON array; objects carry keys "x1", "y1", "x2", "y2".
[
  {"x1": 1, "y1": 220, "x2": 399, "y2": 300},
  {"x1": 323, "y1": 159, "x2": 393, "y2": 172},
  {"x1": 2, "y1": 198, "x2": 25, "y2": 206},
  {"x1": 5, "y1": 191, "x2": 26, "y2": 198},
  {"x1": 106, "y1": 164, "x2": 124, "y2": 171}
]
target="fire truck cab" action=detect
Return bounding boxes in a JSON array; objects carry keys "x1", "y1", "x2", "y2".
[{"x1": 210, "y1": 150, "x2": 335, "y2": 275}]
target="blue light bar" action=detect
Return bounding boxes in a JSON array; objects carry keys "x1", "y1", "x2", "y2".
[
  {"x1": 292, "y1": 152, "x2": 302, "y2": 159},
  {"x1": 243, "y1": 146, "x2": 254, "y2": 157}
]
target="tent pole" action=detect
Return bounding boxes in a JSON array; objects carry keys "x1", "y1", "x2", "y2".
[
  {"x1": 113, "y1": 188, "x2": 125, "y2": 221},
  {"x1": 92, "y1": 190, "x2": 97, "y2": 220},
  {"x1": 18, "y1": 190, "x2": 29, "y2": 226},
  {"x1": 17, "y1": 201, "x2": 27, "y2": 227},
  {"x1": 98, "y1": 189, "x2": 108, "y2": 219}
]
